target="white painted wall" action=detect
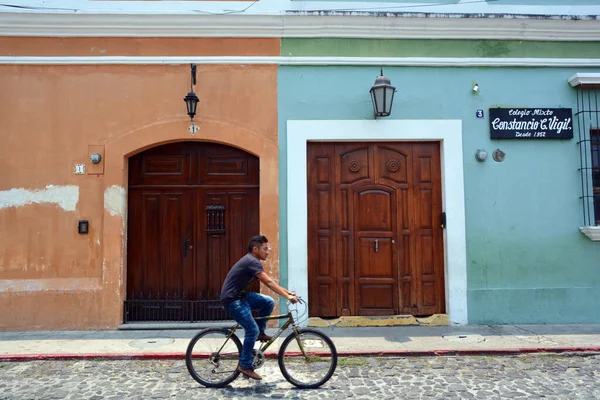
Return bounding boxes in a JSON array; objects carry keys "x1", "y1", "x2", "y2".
[{"x1": 287, "y1": 119, "x2": 468, "y2": 325}]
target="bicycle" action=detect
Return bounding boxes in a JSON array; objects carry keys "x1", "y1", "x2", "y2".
[{"x1": 185, "y1": 299, "x2": 337, "y2": 389}]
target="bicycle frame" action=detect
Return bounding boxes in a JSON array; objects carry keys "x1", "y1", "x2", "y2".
[
  {"x1": 215, "y1": 311, "x2": 308, "y2": 358},
  {"x1": 186, "y1": 298, "x2": 337, "y2": 389}
]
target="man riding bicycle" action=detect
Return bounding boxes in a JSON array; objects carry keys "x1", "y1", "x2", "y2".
[{"x1": 220, "y1": 235, "x2": 300, "y2": 381}]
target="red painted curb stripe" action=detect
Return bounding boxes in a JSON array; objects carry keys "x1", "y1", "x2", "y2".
[
  {"x1": 0, "y1": 353, "x2": 185, "y2": 361},
  {"x1": 1, "y1": 347, "x2": 599, "y2": 361},
  {"x1": 336, "y1": 347, "x2": 600, "y2": 357}
]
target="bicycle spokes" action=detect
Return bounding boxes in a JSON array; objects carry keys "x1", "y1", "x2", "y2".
[
  {"x1": 186, "y1": 329, "x2": 241, "y2": 388},
  {"x1": 278, "y1": 329, "x2": 338, "y2": 389}
]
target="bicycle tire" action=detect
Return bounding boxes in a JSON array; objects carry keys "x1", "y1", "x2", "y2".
[
  {"x1": 277, "y1": 328, "x2": 337, "y2": 389},
  {"x1": 186, "y1": 328, "x2": 242, "y2": 388}
]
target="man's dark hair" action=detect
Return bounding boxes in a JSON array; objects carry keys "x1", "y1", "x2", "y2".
[{"x1": 248, "y1": 235, "x2": 268, "y2": 253}]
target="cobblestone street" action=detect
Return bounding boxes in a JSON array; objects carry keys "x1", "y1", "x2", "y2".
[{"x1": 0, "y1": 354, "x2": 598, "y2": 399}]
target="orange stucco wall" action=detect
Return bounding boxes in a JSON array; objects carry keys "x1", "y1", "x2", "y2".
[
  {"x1": 0, "y1": 37, "x2": 280, "y2": 57},
  {"x1": 0, "y1": 37, "x2": 279, "y2": 330}
]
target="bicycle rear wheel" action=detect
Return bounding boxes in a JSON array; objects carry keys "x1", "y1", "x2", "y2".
[
  {"x1": 278, "y1": 328, "x2": 337, "y2": 389},
  {"x1": 186, "y1": 328, "x2": 241, "y2": 388}
]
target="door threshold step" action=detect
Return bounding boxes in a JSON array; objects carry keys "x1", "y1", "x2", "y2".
[{"x1": 307, "y1": 314, "x2": 449, "y2": 328}]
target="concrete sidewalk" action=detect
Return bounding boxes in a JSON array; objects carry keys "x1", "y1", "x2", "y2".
[{"x1": 1, "y1": 324, "x2": 600, "y2": 361}]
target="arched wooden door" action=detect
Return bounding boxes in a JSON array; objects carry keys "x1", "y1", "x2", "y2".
[
  {"x1": 125, "y1": 142, "x2": 259, "y2": 322},
  {"x1": 354, "y1": 185, "x2": 399, "y2": 316},
  {"x1": 307, "y1": 142, "x2": 445, "y2": 318}
]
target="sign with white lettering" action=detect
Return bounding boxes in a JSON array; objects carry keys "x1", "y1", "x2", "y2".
[{"x1": 489, "y1": 108, "x2": 573, "y2": 139}]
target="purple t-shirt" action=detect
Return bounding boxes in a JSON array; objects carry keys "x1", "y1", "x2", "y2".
[{"x1": 220, "y1": 253, "x2": 264, "y2": 307}]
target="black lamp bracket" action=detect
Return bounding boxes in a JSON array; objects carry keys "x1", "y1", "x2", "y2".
[{"x1": 191, "y1": 64, "x2": 197, "y2": 89}]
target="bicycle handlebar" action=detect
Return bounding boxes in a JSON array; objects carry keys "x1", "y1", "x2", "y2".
[
  {"x1": 286, "y1": 296, "x2": 309, "y2": 324},
  {"x1": 286, "y1": 296, "x2": 306, "y2": 305}
]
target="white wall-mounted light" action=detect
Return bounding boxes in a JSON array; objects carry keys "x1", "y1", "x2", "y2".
[
  {"x1": 90, "y1": 153, "x2": 102, "y2": 164},
  {"x1": 472, "y1": 83, "x2": 479, "y2": 93},
  {"x1": 475, "y1": 149, "x2": 487, "y2": 162}
]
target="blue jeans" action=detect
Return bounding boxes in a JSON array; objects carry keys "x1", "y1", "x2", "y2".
[{"x1": 224, "y1": 292, "x2": 275, "y2": 370}]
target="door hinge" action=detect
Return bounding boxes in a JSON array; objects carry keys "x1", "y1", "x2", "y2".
[{"x1": 440, "y1": 212, "x2": 447, "y2": 229}]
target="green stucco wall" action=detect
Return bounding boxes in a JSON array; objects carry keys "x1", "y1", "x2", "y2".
[
  {"x1": 282, "y1": 39, "x2": 600, "y2": 59},
  {"x1": 278, "y1": 41, "x2": 600, "y2": 323}
]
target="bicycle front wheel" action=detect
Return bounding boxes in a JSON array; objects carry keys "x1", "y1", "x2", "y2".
[
  {"x1": 186, "y1": 328, "x2": 241, "y2": 388},
  {"x1": 278, "y1": 328, "x2": 337, "y2": 389}
]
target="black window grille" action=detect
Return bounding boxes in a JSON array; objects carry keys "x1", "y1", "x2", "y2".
[
  {"x1": 123, "y1": 292, "x2": 231, "y2": 323},
  {"x1": 575, "y1": 86, "x2": 600, "y2": 227}
]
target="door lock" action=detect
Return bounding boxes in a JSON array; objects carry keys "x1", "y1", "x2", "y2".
[{"x1": 183, "y1": 238, "x2": 192, "y2": 256}]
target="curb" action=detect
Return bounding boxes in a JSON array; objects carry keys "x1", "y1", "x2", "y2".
[
  {"x1": 2, "y1": 347, "x2": 600, "y2": 361},
  {"x1": 0, "y1": 353, "x2": 185, "y2": 362},
  {"x1": 337, "y1": 347, "x2": 600, "y2": 357}
]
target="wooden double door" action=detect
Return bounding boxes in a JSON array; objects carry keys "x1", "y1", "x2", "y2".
[
  {"x1": 126, "y1": 142, "x2": 259, "y2": 321},
  {"x1": 307, "y1": 142, "x2": 445, "y2": 318}
]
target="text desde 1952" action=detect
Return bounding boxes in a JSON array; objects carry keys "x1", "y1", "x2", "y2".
[{"x1": 489, "y1": 108, "x2": 574, "y2": 139}]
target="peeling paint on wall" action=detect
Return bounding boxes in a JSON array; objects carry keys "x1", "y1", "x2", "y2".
[
  {"x1": 0, "y1": 278, "x2": 102, "y2": 293},
  {"x1": 104, "y1": 185, "x2": 126, "y2": 217},
  {"x1": 0, "y1": 185, "x2": 79, "y2": 212}
]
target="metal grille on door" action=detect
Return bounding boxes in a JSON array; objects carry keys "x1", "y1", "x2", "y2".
[{"x1": 206, "y1": 205, "x2": 226, "y2": 233}]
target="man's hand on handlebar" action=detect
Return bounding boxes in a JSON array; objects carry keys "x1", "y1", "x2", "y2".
[{"x1": 287, "y1": 294, "x2": 301, "y2": 304}]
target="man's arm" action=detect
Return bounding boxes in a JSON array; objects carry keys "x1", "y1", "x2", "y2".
[{"x1": 256, "y1": 272, "x2": 300, "y2": 303}]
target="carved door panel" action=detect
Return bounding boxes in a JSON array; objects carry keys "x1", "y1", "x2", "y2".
[
  {"x1": 306, "y1": 143, "x2": 341, "y2": 317},
  {"x1": 127, "y1": 189, "x2": 194, "y2": 298},
  {"x1": 196, "y1": 188, "x2": 260, "y2": 298},
  {"x1": 409, "y1": 143, "x2": 445, "y2": 316},
  {"x1": 307, "y1": 142, "x2": 444, "y2": 318},
  {"x1": 353, "y1": 185, "x2": 398, "y2": 316},
  {"x1": 373, "y1": 144, "x2": 413, "y2": 314}
]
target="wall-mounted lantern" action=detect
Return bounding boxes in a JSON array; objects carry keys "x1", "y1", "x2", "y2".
[
  {"x1": 370, "y1": 68, "x2": 396, "y2": 118},
  {"x1": 184, "y1": 64, "x2": 199, "y2": 121}
]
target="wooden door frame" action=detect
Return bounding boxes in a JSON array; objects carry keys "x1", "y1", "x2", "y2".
[
  {"x1": 287, "y1": 119, "x2": 468, "y2": 325},
  {"x1": 101, "y1": 120, "x2": 279, "y2": 326}
]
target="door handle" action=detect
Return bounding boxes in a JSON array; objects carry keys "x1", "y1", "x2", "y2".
[
  {"x1": 183, "y1": 238, "x2": 192, "y2": 257},
  {"x1": 375, "y1": 239, "x2": 379, "y2": 253}
]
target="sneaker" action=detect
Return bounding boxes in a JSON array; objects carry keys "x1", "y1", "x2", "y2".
[
  {"x1": 237, "y1": 366, "x2": 262, "y2": 380},
  {"x1": 257, "y1": 333, "x2": 272, "y2": 342}
]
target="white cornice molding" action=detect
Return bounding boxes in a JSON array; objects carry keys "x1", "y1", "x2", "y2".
[
  {"x1": 569, "y1": 73, "x2": 600, "y2": 87},
  {"x1": 1, "y1": 12, "x2": 600, "y2": 40},
  {"x1": 2, "y1": 56, "x2": 600, "y2": 67}
]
